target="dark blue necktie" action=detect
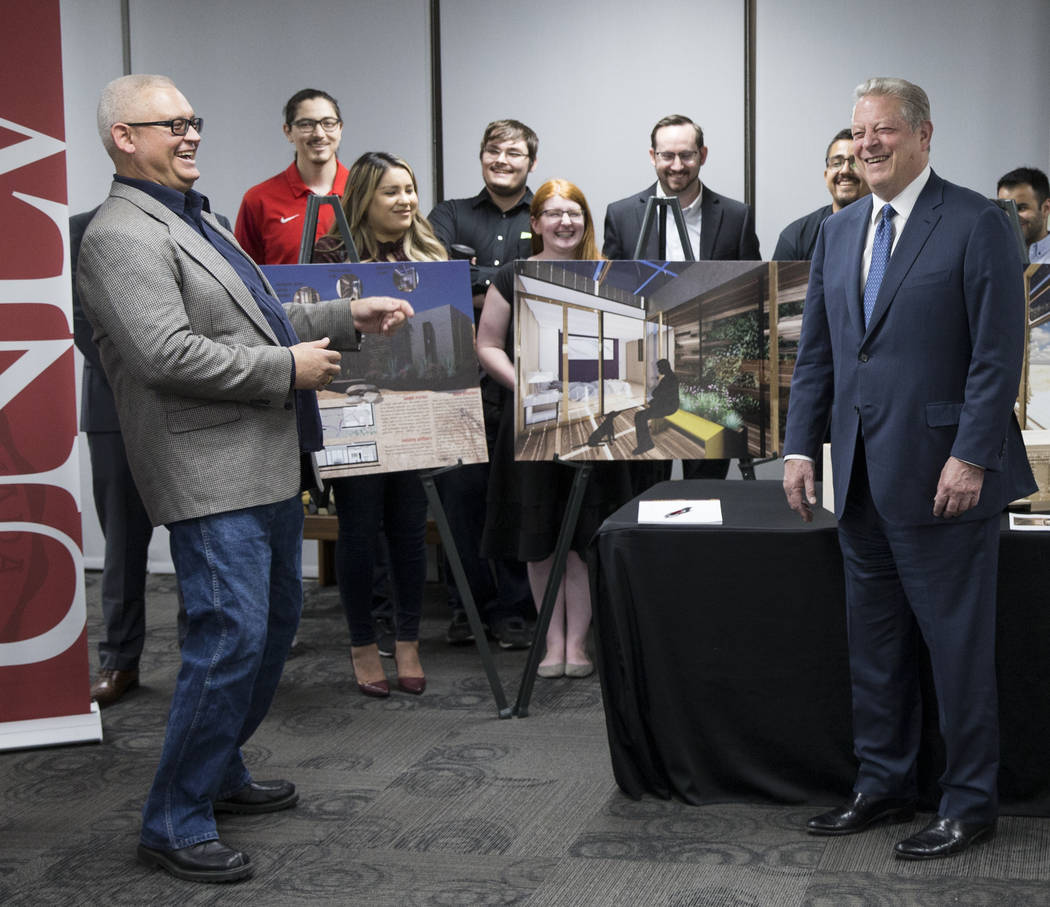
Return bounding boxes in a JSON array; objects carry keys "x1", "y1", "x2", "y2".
[{"x1": 863, "y1": 203, "x2": 896, "y2": 328}]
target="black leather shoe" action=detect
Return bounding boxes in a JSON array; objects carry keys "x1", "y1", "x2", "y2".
[
  {"x1": 894, "y1": 816, "x2": 995, "y2": 860},
  {"x1": 806, "y1": 792, "x2": 916, "y2": 836},
  {"x1": 90, "y1": 668, "x2": 139, "y2": 708},
  {"x1": 137, "y1": 840, "x2": 252, "y2": 883},
  {"x1": 214, "y1": 779, "x2": 298, "y2": 815}
]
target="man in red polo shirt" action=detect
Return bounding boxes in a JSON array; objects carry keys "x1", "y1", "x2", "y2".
[{"x1": 235, "y1": 88, "x2": 349, "y2": 264}]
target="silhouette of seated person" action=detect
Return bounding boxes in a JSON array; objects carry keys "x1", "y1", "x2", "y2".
[{"x1": 633, "y1": 359, "x2": 679, "y2": 454}]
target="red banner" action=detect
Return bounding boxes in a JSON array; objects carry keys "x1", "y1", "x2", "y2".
[{"x1": 0, "y1": 0, "x2": 99, "y2": 746}]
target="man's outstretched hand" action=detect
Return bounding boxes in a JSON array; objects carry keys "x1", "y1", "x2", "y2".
[{"x1": 351, "y1": 296, "x2": 414, "y2": 335}]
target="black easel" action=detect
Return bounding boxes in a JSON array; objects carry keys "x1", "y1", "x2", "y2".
[
  {"x1": 298, "y1": 195, "x2": 361, "y2": 512},
  {"x1": 299, "y1": 194, "x2": 359, "y2": 264},
  {"x1": 513, "y1": 458, "x2": 593, "y2": 717},
  {"x1": 419, "y1": 464, "x2": 512, "y2": 718},
  {"x1": 633, "y1": 196, "x2": 695, "y2": 261}
]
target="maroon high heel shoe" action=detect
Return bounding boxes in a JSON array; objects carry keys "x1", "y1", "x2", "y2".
[
  {"x1": 351, "y1": 644, "x2": 389, "y2": 698},
  {"x1": 357, "y1": 678, "x2": 390, "y2": 698},
  {"x1": 395, "y1": 640, "x2": 425, "y2": 695},
  {"x1": 396, "y1": 676, "x2": 426, "y2": 695}
]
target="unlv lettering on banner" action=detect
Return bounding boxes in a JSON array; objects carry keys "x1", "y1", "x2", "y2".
[{"x1": 0, "y1": 0, "x2": 93, "y2": 730}]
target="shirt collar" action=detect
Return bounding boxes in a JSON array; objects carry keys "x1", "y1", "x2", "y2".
[
  {"x1": 471, "y1": 185, "x2": 534, "y2": 213},
  {"x1": 114, "y1": 174, "x2": 211, "y2": 219},
  {"x1": 656, "y1": 181, "x2": 704, "y2": 213},
  {"x1": 869, "y1": 165, "x2": 931, "y2": 225},
  {"x1": 1030, "y1": 233, "x2": 1050, "y2": 262}
]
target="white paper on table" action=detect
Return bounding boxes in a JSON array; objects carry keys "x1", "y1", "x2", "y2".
[
  {"x1": 1008, "y1": 512, "x2": 1050, "y2": 531},
  {"x1": 637, "y1": 499, "x2": 723, "y2": 525}
]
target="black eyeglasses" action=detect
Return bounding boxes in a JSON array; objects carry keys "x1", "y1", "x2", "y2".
[
  {"x1": 291, "y1": 117, "x2": 342, "y2": 133},
  {"x1": 125, "y1": 117, "x2": 203, "y2": 136},
  {"x1": 826, "y1": 155, "x2": 857, "y2": 170}
]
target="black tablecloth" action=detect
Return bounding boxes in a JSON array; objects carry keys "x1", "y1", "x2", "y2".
[{"x1": 590, "y1": 479, "x2": 1050, "y2": 815}]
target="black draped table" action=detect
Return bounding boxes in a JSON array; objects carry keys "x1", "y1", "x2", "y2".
[{"x1": 589, "y1": 479, "x2": 1050, "y2": 816}]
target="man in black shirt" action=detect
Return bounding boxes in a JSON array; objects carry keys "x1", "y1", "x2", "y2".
[
  {"x1": 427, "y1": 120, "x2": 538, "y2": 648},
  {"x1": 772, "y1": 128, "x2": 870, "y2": 261},
  {"x1": 429, "y1": 119, "x2": 537, "y2": 317}
]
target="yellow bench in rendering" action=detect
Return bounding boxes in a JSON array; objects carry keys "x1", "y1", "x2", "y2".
[{"x1": 658, "y1": 410, "x2": 734, "y2": 458}]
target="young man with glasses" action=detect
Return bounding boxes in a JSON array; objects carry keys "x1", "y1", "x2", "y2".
[
  {"x1": 773, "y1": 128, "x2": 871, "y2": 261},
  {"x1": 426, "y1": 119, "x2": 539, "y2": 650},
  {"x1": 429, "y1": 119, "x2": 538, "y2": 314},
  {"x1": 235, "y1": 88, "x2": 348, "y2": 264},
  {"x1": 603, "y1": 114, "x2": 760, "y2": 262}
]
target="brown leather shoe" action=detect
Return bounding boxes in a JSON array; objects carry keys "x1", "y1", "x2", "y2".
[{"x1": 90, "y1": 668, "x2": 139, "y2": 708}]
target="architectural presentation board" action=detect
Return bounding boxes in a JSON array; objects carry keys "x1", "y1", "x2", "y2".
[
  {"x1": 511, "y1": 260, "x2": 809, "y2": 463},
  {"x1": 263, "y1": 260, "x2": 487, "y2": 478},
  {"x1": 1023, "y1": 264, "x2": 1050, "y2": 432}
]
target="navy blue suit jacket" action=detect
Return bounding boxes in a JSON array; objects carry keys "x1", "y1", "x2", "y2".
[
  {"x1": 602, "y1": 183, "x2": 760, "y2": 261},
  {"x1": 784, "y1": 170, "x2": 1035, "y2": 525}
]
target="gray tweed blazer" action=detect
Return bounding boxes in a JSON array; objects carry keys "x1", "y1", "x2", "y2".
[{"x1": 77, "y1": 181, "x2": 357, "y2": 527}]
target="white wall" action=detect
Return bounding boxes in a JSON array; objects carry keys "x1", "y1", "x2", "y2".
[
  {"x1": 125, "y1": 0, "x2": 433, "y2": 222},
  {"x1": 755, "y1": 0, "x2": 1050, "y2": 256},
  {"x1": 60, "y1": 0, "x2": 1050, "y2": 560},
  {"x1": 439, "y1": 0, "x2": 746, "y2": 242}
]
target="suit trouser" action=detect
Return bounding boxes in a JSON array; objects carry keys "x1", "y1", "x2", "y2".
[
  {"x1": 87, "y1": 431, "x2": 154, "y2": 671},
  {"x1": 837, "y1": 446, "x2": 1000, "y2": 823}
]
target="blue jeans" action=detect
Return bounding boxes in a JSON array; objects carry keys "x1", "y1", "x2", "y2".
[{"x1": 140, "y1": 495, "x2": 303, "y2": 850}]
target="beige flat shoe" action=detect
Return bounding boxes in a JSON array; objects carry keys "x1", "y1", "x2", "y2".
[
  {"x1": 565, "y1": 662, "x2": 594, "y2": 678},
  {"x1": 537, "y1": 662, "x2": 565, "y2": 678}
]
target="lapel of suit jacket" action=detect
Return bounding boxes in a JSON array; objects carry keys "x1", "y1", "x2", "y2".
[
  {"x1": 110, "y1": 183, "x2": 279, "y2": 344},
  {"x1": 699, "y1": 188, "x2": 721, "y2": 260},
  {"x1": 863, "y1": 171, "x2": 943, "y2": 340},
  {"x1": 844, "y1": 197, "x2": 871, "y2": 339}
]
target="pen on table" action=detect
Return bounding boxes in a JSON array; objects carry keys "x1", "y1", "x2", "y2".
[{"x1": 665, "y1": 506, "x2": 691, "y2": 519}]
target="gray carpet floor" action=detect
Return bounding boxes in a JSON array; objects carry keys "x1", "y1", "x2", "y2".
[{"x1": 2, "y1": 571, "x2": 1049, "y2": 906}]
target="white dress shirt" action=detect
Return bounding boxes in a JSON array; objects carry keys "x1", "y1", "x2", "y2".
[
  {"x1": 862, "y1": 165, "x2": 932, "y2": 282},
  {"x1": 657, "y1": 183, "x2": 703, "y2": 260}
]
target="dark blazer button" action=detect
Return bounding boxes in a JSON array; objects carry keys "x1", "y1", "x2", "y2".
[{"x1": 858, "y1": 352, "x2": 869, "y2": 362}]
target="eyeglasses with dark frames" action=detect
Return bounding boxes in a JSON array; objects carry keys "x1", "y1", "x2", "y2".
[
  {"x1": 125, "y1": 117, "x2": 203, "y2": 136},
  {"x1": 291, "y1": 117, "x2": 342, "y2": 133},
  {"x1": 825, "y1": 155, "x2": 858, "y2": 170}
]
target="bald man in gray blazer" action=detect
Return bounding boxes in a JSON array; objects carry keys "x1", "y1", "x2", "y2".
[{"x1": 77, "y1": 74, "x2": 412, "y2": 884}]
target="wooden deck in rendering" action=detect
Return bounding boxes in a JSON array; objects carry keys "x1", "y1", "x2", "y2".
[{"x1": 513, "y1": 405, "x2": 710, "y2": 462}]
